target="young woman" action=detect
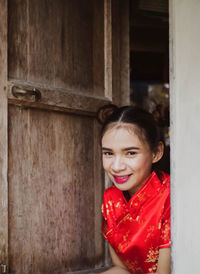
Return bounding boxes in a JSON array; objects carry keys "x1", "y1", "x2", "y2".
[{"x1": 98, "y1": 105, "x2": 171, "y2": 274}]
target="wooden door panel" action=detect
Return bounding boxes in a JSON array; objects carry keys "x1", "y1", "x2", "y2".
[
  {"x1": 7, "y1": 0, "x2": 107, "y2": 272},
  {"x1": 8, "y1": 0, "x2": 104, "y2": 95},
  {"x1": 0, "y1": 0, "x2": 8, "y2": 265},
  {"x1": 8, "y1": 105, "x2": 103, "y2": 273},
  {"x1": 0, "y1": 0, "x2": 130, "y2": 272}
]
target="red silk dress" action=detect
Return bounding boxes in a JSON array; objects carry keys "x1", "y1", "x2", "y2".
[{"x1": 102, "y1": 171, "x2": 170, "y2": 274}]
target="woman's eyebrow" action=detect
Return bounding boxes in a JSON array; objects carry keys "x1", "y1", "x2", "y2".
[
  {"x1": 102, "y1": 146, "x2": 140, "y2": 151},
  {"x1": 102, "y1": 147, "x2": 112, "y2": 151},
  {"x1": 123, "y1": 146, "x2": 140, "y2": 151}
]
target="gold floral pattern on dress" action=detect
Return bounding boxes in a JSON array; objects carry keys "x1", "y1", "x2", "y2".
[
  {"x1": 116, "y1": 201, "x2": 121, "y2": 208},
  {"x1": 148, "y1": 264, "x2": 157, "y2": 273},
  {"x1": 145, "y1": 247, "x2": 159, "y2": 263},
  {"x1": 118, "y1": 230, "x2": 130, "y2": 252},
  {"x1": 102, "y1": 171, "x2": 170, "y2": 274},
  {"x1": 102, "y1": 221, "x2": 113, "y2": 239},
  {"x1": 161, "y1": 221, "x2": 170, "y2": 242},
  {"x1": 124, "y1": 259, "x2": 144, "y2": 274},
  {"x1": 137, "y1": 192, "x2": 147, "y2": 202},
  {"x1": 103, "y1": 200, "x2": 114, "y2": 216},
  {"x1": 108, "y1": 200, "x2": 115, "y2": 207},
  {"x1": 117, "y1": 213, "x2": 133, "y2": 227},
  {"x1": 145, "y1": 226, "x2": 156, "y2": 242}
]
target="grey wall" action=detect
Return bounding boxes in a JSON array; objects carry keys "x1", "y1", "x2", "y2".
[{"x1": 170, "y1": 0, "x2": 200, "y2": 273}]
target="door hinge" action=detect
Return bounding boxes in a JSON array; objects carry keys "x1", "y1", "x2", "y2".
[{"x1": 0, "y1": 264, "x2": 7, "y2": 274}]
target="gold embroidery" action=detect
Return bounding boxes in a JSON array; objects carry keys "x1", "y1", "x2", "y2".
[
  {"x1": 108, "y1": 200, "x2": 113, "y2": 206},
  {"x1": 124, "y1": 259, "x2": 144, "y2": 274},
  {"x1": 145, "y1": 226, "x2": 156, "y2": 242},
  {"x1": 148, "y1": 264, "x2": 157, "y2": 273},
  {"x1": 103, "y1": 200, "x2": 115, "y2": 216},
  {"x1": 117, "y1": 213, "x2": 133, "y2": 227},
  {"x1": 116, "y1": 201, "x2": 121, "y2": 208},
  {"x1": 137, "y1": 192, "x2": 146, "y2": 202},
  {"x1": 118, "y1": 231, "x2": 130, "y2": 252},
  {"x1": 161, "y1": 222, "x2": 170, "y2": 242},
  {"x1": 145, "y1": 247, "x2": 159, "y2": 263}
]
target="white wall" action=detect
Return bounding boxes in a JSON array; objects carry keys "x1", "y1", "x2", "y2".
[{"x1": 170, "y1": 0, "x2": 200, "y2": 273}]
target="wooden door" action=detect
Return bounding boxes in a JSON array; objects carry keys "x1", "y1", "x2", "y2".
[{"x1": 0, "y1": 0, "x2": 129, "y2": 273}]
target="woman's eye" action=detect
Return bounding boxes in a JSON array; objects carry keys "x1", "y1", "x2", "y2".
[
  {"x1": 103, "y1": 151, "x2": 113, "y2": 156},
  {"x1": 127, "y1": 151, "x2": 136, "y2": 156}
]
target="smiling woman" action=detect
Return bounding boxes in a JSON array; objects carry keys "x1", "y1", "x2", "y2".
[
  {"x1": 97, "y1": 105, "x2": 171, "y2": 274},
  {"x1": 102, "y1": 125, "x2": 163, "y2": 195}
]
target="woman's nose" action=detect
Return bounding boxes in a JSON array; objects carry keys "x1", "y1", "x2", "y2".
[{"x1": 111, "y1": 156, "x2": 126, "y2": 172}]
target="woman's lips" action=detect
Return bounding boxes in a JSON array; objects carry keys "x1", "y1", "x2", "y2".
[{"x1": 113, "y1": 174, "x2": 132, "y2": 184}]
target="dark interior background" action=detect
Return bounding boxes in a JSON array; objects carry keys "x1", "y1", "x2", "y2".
[{"x1": 130, "y1": 0, "x2": 170, "y2": 173}]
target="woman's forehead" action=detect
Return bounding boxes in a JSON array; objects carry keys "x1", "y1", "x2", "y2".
[
  {"x1": 103, "y1": 123, "x2": 145, "y2": 140},
  {"x1": 102, "y1": 123, "x2": 147, "y2": 145}
]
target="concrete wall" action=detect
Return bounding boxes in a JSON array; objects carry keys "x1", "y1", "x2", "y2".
[{"x1": 170, "y1": 0, "x2": 200, "y2": 273}]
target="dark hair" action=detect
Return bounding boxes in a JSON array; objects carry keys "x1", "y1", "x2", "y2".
[{"x1": 97, "y1": 104, "x2": 162, "y2": 152}]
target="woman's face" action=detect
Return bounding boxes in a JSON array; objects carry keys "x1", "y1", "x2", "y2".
[{"x1": 102, "y1": 125, "x2": 159, "y2": 196}]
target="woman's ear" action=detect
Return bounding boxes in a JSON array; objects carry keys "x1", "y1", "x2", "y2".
[{"x1": 152, "y1": 141, "x2": 164, "y2": 163}]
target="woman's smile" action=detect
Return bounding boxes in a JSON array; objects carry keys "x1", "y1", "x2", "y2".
[{"x1": 112, "y1": 174, "x2": 132, "y2": 184}]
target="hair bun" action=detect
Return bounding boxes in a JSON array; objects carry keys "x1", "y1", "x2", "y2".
[{"x1": 97, "y1": 104, "x2": 118, "y2": 124}]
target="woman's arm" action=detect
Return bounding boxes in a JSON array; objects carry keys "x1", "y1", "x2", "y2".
[
  {"x1": 100, "y1": 244, "x2": 130, "y2": 274},
  {"x1": 156, "y1": 248, "x2": 171, "y2": 274}
]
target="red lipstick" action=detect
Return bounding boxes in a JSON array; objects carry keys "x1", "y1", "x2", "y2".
[{"x1": 113, "y1": 174, "x2": 131, "y2": 184}]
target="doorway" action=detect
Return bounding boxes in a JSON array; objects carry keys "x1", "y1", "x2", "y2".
[{"x1": 129, "y1": 0, "x2": 170, "y2": 173}]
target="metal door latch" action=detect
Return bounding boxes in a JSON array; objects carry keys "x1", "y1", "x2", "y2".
[{"x1": 11, "y1": 86, "x2": 41, "y2": 102}]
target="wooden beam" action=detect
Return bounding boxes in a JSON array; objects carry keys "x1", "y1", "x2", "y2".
[
  {"x1": 8, "y1": 80, "x2": 111, "y2": 116},
  {"x1": 0, "y1": 0, "x2": 8, "y2": 265},
  {"x1": 112, "y1": 0, "x2": 130, "y2": 106},
  {"x1": 119, "y1": 0, "x2": 130, "y2": 106},
  {"x1": 104, "y1": 0, "x2": 112, "y2": 100}
]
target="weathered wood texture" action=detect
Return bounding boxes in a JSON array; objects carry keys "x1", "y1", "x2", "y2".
[
  {"x1": 8, "y1": 105, "x2": 104, "y2": 274},
  {"x1": 112, "y1": 0, "x2": 130, "y2": 106},
  {"x1": 104, "y1": 0, "x2": 112, "y2": 100},
  {"x1": 93, "y1": 120, "x2": 105, "y2": 266},
  {"x1": 5, "y1": 1, "x2": 130, "y2": 273},
  {"x1": 8, "y1": 0, "x2": 104, "y2": 96},
  {"x1": 0, "y1": 0, "x2": 8, "y2": 264},
  {"x1": 7, "y1": 80, "x2": 110, "y2": 116}
]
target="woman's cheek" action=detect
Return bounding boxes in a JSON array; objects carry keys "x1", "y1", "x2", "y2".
[{"x1": 102, "y1": 158, "x2": 111, "y2": 171}]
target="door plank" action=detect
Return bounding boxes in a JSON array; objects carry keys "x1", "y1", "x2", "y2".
[
  {"x1": 8, "y1": 81, "x2": 110, "y2": 116},
  {"x1": 8, "y1": 105, "x2": 104, "y2": 273},
  {"x1": 8, "y1": 0, "x2": 105, "y2": 96},
  {"x1": 112, "y1": 0, "x2": 130, "y2": 106},
  {"x1": 0, "y1": 0, "x2": 8, "y2": 264}
]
